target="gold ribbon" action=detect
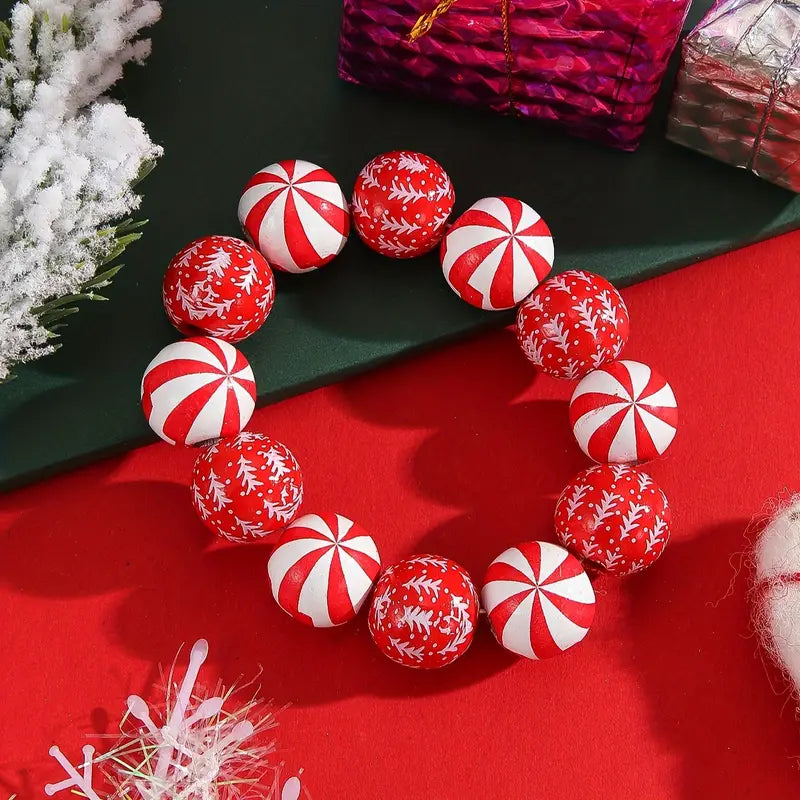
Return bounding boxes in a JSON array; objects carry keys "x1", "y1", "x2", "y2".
[
  {"x1": 409, "y1": 0, "x2": 460, "y2": 42},
  {"x1": 408, "y1": 0, "x2": 519, "y2": 115}
]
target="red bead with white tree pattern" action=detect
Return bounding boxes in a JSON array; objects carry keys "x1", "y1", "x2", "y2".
[
  {"x1": 162, "y1": 235, "x2": 275, "y2": 343},
  {"x1": 516, "y1": 269, "x2": 629, "y2": 379},
  {"x1": 191, "y1": 432, "x2": 304, "y2": 543},
  {"x1": 368, "y1": 555, "x2": 479, "y2": 669},
  {"x1": 351, "y1": 150, "x2": 455, "y2": 258},
  {"x1": 554, "y1": 464, "x2": 671, "y2": 576}
]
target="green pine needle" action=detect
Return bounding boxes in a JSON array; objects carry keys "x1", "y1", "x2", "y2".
[
  {"x1": 133, "y1": 159, "x2": 156, "y2": 186},
  {"x1": 33, "y1": 219, "x2": 150, "y2": 337},
  {"x1": 101, "y1": 234, "x2": 142, "y2": 266},
  {"x1": 0, "y1": 20, "x2": 9, "y2": 59},
  {"x1": 117, "y1": 218, "x2": 149, "y2": 233},
  {"x1": 38, "y1": 306, "x2": 80, "y2": 326},
  {"x1": 81, "y1": 263, "x2": 124, "y2": 289},
  {"x1": 32, "y1": 292, "x2": 95, "y2": 314}
]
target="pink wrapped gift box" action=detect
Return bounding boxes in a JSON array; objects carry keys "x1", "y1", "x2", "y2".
[
  {"x1": 667, "y1": 0, "x2": 800, "y2": 192},
  {"x1": 338, "y1": 0, "x2": 692, "y2": 151}
]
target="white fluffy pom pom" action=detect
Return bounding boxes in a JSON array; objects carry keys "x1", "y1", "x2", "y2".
[{"x1": 754, "y1": 497, "x2": 800, "y2": 696}]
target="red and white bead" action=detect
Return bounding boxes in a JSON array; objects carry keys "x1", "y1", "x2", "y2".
[
  {"x1": 162, "y1": 235, "x2": 275, "y2": 343},
  {"x1": 481, "y1": 541, "x2": 595, "y2": 659},
  {"x1": 351, "y1": 151, "x2": 454, "y2": 258},
  {"x1": 141, "y1": 336, "x2": 256, "y2": 446},
  {"x1": 267, "y1": 513, "x2": 381, "y2": 627},
  {"x1": 368, "y1": 555, "x2": 478, "y2": 669},
  {"x1": 555, "y1": 464, "x2": 671, "y2": 575},
  {"x1": 440, "y1": 196, "x2": 554, "y2": 310},
  {"x1": 570, "y1": 359, "x2": 678, "y2": 463},
  {"x1": 191, "y1": 432, "x2": 303, "y2": 542},
  {"x1": 238, "y1": 159, "x2": 349, "y2": 273},
  {"x1": 516, "y1": 270, "x2": 629, "y2": 379}
]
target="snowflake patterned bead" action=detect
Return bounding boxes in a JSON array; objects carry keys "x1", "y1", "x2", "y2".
[
  {"x1": 570, "y1": 359, "x2": 678, "y2": 464},
  {"x1": 482, "y1": 541, "x2": 595, "y2": 659},
  {"x1": 368, "y1": 555, "x2": 479, "y2": 669},
  {"x1": 191, "y1": 432, "x2": 303, "y2": 543},
  {"x1": 141, "y1": 336, "x2": 256, "y2": 446},
  {"x1": 555, "y1": 464, "x2": 671, "y2": 576},
  {"x1": 351, "y1": 151, "x2": 455, "y2": 258},
  {"x1": 440, "y1": 196, "x2": 554, "y2": 310},
  {"x1": 516, "y1": 270, "x2": 629, "y2": 379},
  {"x1": 268, "y1": 513, "x2": 381, "y2": 627},
  {"x1": 162, "y1": 235, "x2": 275, "y2": 343},
  {"x1": 238, "y1": 159, "x2": 350, "y2": 273}
]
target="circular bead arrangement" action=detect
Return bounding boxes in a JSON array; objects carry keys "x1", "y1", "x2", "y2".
[{"x1": 140, "y1": 150, "x2": 680, "y2": 669}]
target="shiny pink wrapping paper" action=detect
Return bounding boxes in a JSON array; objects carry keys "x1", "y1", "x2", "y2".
[
  {"x1": 667, "y1": 0, "x2": 800, "y2": 191},
  {"x1": 338, "y1": 0, "x2": 692, "y2": 151}
]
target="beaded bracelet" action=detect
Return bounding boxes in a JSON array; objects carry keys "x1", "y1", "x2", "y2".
[{"x1": 140, "y1": 150, "x2": 679, "y2": 669}]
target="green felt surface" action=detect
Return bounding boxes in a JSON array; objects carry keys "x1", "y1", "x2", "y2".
[{"x1": 1, "y1": 0, "x2": 798, "y2": 489}]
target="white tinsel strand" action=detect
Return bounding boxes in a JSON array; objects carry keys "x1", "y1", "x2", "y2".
[
  {"x1": 45, "y1": 640, "x2": 306, "y2": 800},
  {"x1": 0, "y1": 0, "x2": 162, "y2": 380},
  {"x1": 753, "y1": 496, "x2": 800, "y2": 700}
]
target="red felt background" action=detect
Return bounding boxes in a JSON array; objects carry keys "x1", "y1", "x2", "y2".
[{"x1": 2, "y1": 232, "x2": 800, "y2": 799}]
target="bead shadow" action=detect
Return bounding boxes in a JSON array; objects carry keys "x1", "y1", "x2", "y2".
[
  {"x1": 0, "y1": 769, "x2": 34, "y2": 800},
  {"x1": 0, "y1": 478, "x2": 209, "y2": 598},
  {"x1": 0, "y1": 474, "x2": 515, "y2": 706},
  {"x1": 619, "y1": 519, "x2": 800, "y2": 800},
  {"x1": 336, "y1": 325, "x2": 587, "y2": 567}
]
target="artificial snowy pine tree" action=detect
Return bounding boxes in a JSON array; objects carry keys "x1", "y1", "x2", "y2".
[{"x1": 0, "y1": 0, "x2": 163, "y2": 380}]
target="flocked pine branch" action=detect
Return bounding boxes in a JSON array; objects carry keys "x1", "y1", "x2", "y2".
[
  {"x1": 525, "y1": 293, "x2": 544, "y2": 312},
  {"x1": 645, "y1": 516, "x2": 668, "y2": 554},
  {"x1": 370, "y1": 586, "x2": 392, "y2": 626},
  {"x1": 591, "y1": 347, "x2": 608, "y2": 368},
  {"x1": 591, "y1": 490, "x2": 622, "y2": 529},
  {"x1": 609, "y1": 464, "x2": 629, "y2": 482},
  {"x1": 376, "y1": 235, "x2": 418, "y2": 256},
  {"x1": 572, "y1": 298, "x2": 599, "y2": 339},
  {"x1": 396, "y1": 153, "x2": 428, "y2": 174},
  {"x1": 0, "y1": 0, "x2": 163, "y2": 381},
  {"x1": 562, "y1": 359, "x2": 580, "y2": 380}
]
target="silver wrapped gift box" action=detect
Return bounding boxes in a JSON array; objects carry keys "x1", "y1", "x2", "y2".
[{"x1": 667, "y1": 0, "x2": 800, "y2": 192}]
